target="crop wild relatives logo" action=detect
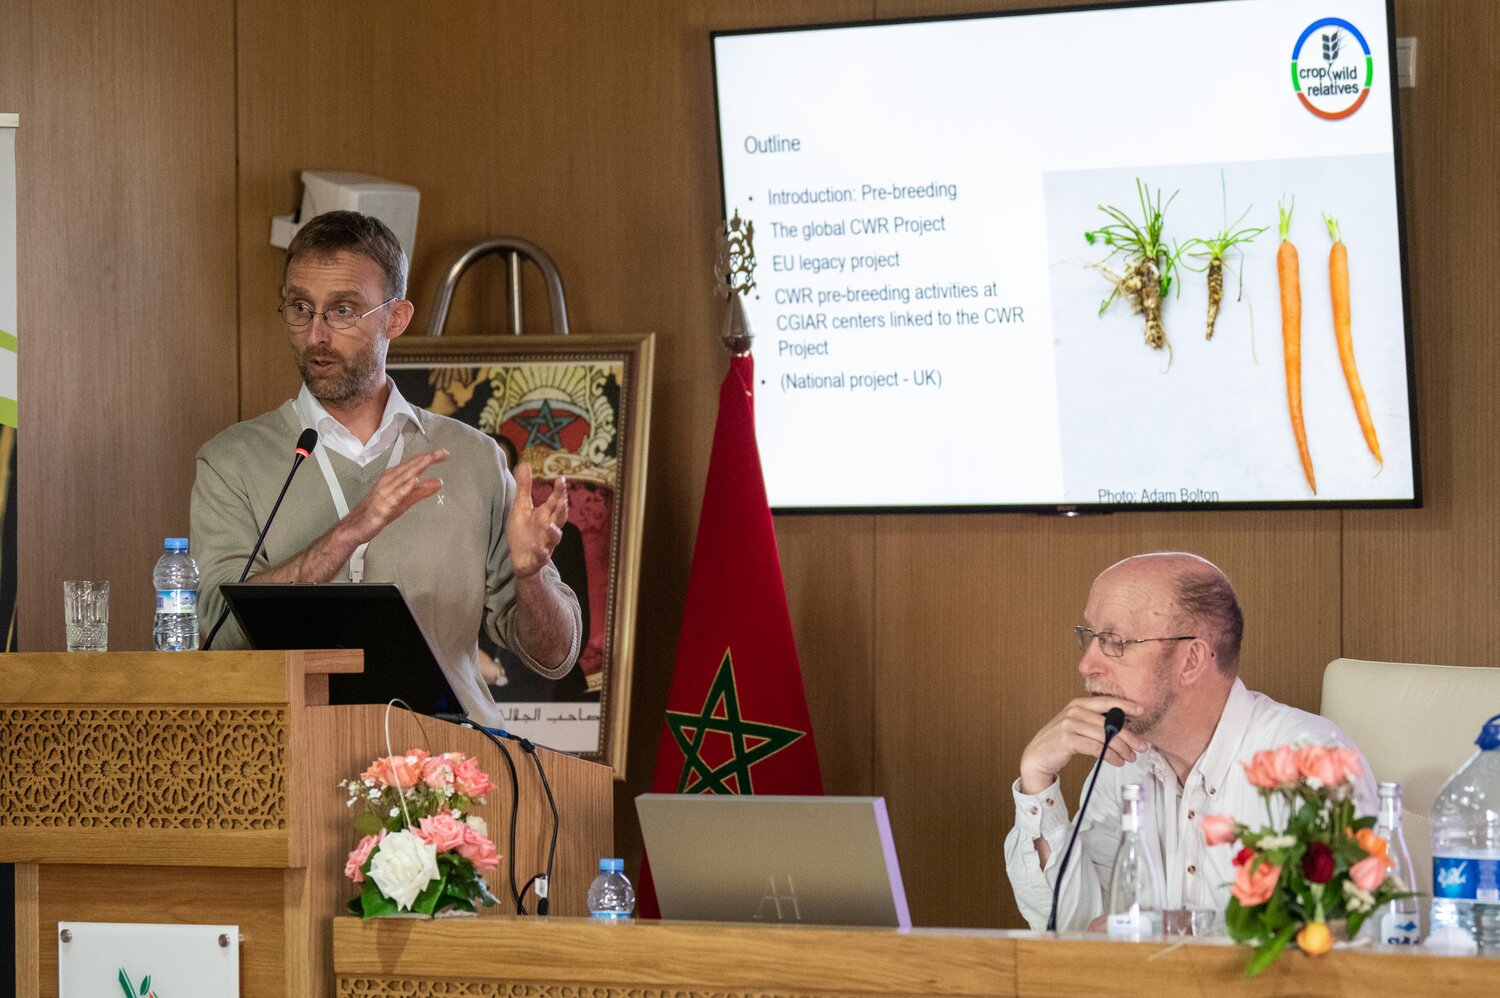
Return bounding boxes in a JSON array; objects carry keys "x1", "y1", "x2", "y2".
[{"x1": 1291, "y1": 18, "x2": 1374, "y2": 119}]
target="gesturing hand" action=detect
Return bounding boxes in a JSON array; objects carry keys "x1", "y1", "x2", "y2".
[
  {"x1": 1017, "y1": 695, "x2": 1149, "y2": 795},
  {"x1": 509, "y1": 461, "x2": 569, "y2": 579},
  {"x1": 346, "y1": 449, "x2": 449, "y2": 543}
]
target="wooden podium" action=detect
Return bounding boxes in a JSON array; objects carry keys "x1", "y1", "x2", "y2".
[{"x1": 0, "y1": 650, "x2": 613, "y2": 998}]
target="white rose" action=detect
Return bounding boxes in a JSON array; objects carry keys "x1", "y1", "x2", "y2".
[
  {"x1": 465, "y1": 814, "x2": 489, "y2": 838},
  {"x1": 367, "y1": 829, "x2": 440, "y2": 911}
]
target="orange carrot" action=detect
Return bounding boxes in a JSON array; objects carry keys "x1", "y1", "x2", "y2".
[
  {"x1": 1278, "y1": 201, "x2": 1315, "y2": 493},
  {"x1": 1324, "y1": 215, "x2": 1383, "y2": 465}
]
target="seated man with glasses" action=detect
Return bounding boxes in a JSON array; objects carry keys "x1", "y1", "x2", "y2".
[
  {"x1": 190, "y1": 210, "x2": 581, "y2": 723},
  {"x1": 1004, "y1": 552, "x2": 1375, "y2": 931}
]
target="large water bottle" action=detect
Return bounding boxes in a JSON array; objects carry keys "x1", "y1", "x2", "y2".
[
  {"x1": 1106, "y1": 783, "x2": 1164, "y2": 938},
  {"x1": 586, "y1": 858, "x2": 635, "y2": 920},
  {"x1": 152, "y1": 537, "x2": 200, "y2": 652},
  {"x1": 1428, "y1": 713, "x2": 1500, "y2": 953}
]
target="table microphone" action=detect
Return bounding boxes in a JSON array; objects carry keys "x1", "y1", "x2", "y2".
[
  {"x1": 202, "y1": 428, "x2": 319, "y2": 650},
  {"x1": 1045, "y1": 706, "x2": 1126, "y2": 932}
]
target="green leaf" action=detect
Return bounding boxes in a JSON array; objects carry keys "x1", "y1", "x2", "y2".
[
  {"x1": 140, "y1": 976, "x2": 150, "y2": 997},
  {"x1": 359, "y1": 878, "x2": 398, "y2": 918},
  {"x1": 118, "y1": 969, "x2": 134, "y2": 998},
  {"x1": 411, "y1": 868, "x2": 450, "y2": 916},
  {"x1": 352, "y1": 815, "x2": 385, "y2": 838},
  {"x1": 1244, "y1": 921, "x2": 1298, "y2": 978}
]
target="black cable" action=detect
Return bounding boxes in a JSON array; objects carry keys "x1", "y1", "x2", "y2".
[
  {"x1": 515, "y1": 736, "x2": 558, "y2": 916},
  {"x1": 437, "y1": 712, "x2": 556, "y2": 915},
  {"x1": 464, "y1": 724, "x2": 525, "y2": 913}
]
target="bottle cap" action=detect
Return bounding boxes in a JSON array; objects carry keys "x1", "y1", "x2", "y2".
[
  {"x1": 1478, "y1": 714, "x2": 1500, "y2": 751},
  {"x1": 1377, "y1": 781, "x2": 1402, "y2": 797},
  {"x1": 1121, "y1": 783, "x2": 1144, "y2": 802},
  {"x1": 599, "y1": 857, "x2": 623, "y2": 873},
  {"x1": 164, "y1": 537, "x2": 189, "y2": 551}
]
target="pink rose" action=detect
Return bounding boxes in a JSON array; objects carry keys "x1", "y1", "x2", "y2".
[
  {"x1": 1200, "y1": 813, "x2": 1237, "y2": 846},
  {"x1": 1243, "y1": 751, "x2": 1278, "y2": 789},
  {"x1": 1267, "y1": 746, "x2": 1300, "y2": 784},
  {"x1": 450, "y1": 755, "x2": 495, "y2": 798},
  {"x1": 420, "y1": 753, "x2": 461, "y2": 790},
  {"x1": 457, "y1": 823, "x2": 501, "y2": 872},
  {"x1": 1334, "y1": 747, "x2": 1364, "y2": 784},
  {"x1": 1297, "y1": 745, "x2": 1341, "y2": 787},
  {"x1": 1232, "y1": 858, "x2": 1281, "y2": 907},
  {"x1": 415, "y1": 812, "x2": 468, "y2": 853},
  {"x1": 1350, "y1": 854, "x2": 1388, "y2": 891},
  {"x1": 344, "y1": 829, "x2": 386, "y2": 883},
  {"x1": 361, "y1": 750, "x2": 430, "y2": 789}
]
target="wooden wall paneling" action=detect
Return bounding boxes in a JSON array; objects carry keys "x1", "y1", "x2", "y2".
[
  {"x1": 1343, "y1": 1, "x2": 1500, "y2": 667},
  {"x1": 874, "y1": 511, "x2": 1341, "y2": 928},
  {"x1": 776, "y1": 515, "x2": 878, "y2": 796},
  {"x1": 3, "y1": 0, "x2": 239, "y2": 652}
]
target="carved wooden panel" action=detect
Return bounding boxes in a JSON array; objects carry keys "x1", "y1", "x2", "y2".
[
  {"x1": 0, "y1": 707, "x2": 286, "y2": 829},
  {"x1": 337, "y1": 981, "x2": 808, "y2": 998}
]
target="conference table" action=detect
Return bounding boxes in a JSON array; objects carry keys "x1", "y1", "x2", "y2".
[{"x1": 331, "y1": 915, "x2": 1497, "y2": 996}]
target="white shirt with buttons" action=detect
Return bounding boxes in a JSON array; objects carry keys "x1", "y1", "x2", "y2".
[
  {"x1": 1003, "y1": 678, "x2": 1378, "y2": 930},
  {"x1": 294, "y1": 379, "x2": 422, "y2": 465}
]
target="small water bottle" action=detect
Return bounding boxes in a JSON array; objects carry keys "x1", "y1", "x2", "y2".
[
  {"x1": 153, "y1": 537, "x2": 200, "y2": 652},
  {"x1": 1106, "y1": 783, "x2": 1164, "y2": 938},
  {"x1": 1364, "y1": 781, "x2": 1422, "y2": 945},
  {"x1": 586, "y1": 858, "x2": 635, "y2": 921},
  {"x1": 1428, "y1": 713, "x2": 1500, "y2": 953}
]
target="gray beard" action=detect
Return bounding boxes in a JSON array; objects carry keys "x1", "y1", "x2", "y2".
[{"x1": 295, "y1": 348, "x2": 381, "y2": 406}]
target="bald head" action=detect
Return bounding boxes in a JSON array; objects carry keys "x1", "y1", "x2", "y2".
[{"x1": 1097, "y1": 553, "x2": 1244, "y2": 675}]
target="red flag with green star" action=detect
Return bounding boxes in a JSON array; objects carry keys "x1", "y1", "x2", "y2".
[{"x1": 635, "y1": 352, "x2": 823, "y2": 918}]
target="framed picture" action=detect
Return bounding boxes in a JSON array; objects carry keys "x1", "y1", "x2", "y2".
[{"x1": 387, "y1": 333, "x2": 654, "y2": 780}]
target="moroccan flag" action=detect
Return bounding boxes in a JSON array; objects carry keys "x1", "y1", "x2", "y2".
[{"x1": 635, "y1": 351, "x2": 823, "y2": 917}]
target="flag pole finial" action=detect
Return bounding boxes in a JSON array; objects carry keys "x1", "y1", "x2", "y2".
[{"x1": 715, "y1": 209, "x2": 757, "y2": 355}]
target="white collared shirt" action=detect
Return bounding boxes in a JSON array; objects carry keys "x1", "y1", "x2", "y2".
[
  {"x1": 1003, "y1": 678, "x2": 1378, "y2": 931},
  {"x1": 294, "y1": 378, "x2": 423, "y2": 466}
]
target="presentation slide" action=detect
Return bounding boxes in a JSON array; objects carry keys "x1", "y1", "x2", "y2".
[{"x1": 713, "y1": 0, "x2": 1416, "y2": 511}]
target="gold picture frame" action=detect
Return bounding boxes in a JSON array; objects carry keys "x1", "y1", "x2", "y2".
[{"x1": 387, "y1": 333, "x2": 653, "y2": 780}]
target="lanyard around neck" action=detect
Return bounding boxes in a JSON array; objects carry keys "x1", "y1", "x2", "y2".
[{"x1": 296, "y1": 403, "x2": 406, "y2": 582}]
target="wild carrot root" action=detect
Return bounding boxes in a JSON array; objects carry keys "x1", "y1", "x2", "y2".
[
  {"x1": 1120, "y1": 256, "x2": 1167, "y2": 349},
  {"x1": 1205, "y1": 256, "x2": 1223, "y2": 340}
]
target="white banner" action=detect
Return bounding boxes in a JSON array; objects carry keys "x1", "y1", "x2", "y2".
[
  {"x1": 0, "y1": 113, "x2": 15, "y2": 427},
  {"x1": 58, "y1": 922, "x2": 240, "y2": 998}
]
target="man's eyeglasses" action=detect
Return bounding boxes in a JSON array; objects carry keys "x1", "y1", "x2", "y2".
[
  {"x1": 278, "y1": 296, "x2": 398, "y2": 330},
  {"x1": 1074, "y1": 625, "x2": 1196, "y2": 658}
]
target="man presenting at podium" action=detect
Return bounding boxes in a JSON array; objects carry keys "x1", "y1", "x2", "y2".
[
  {"x1": 190, "y1": 210, "x2": 582, "y2": 723},
  {"x1": 1003, "y1": 552, "x2": 1374, "y2": 931}
]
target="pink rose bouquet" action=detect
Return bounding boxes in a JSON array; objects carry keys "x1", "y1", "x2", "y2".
[
  {"x1": 339, "y1": 748, "x2": 502, "y2": 918},
  {"x1": 1200, "y1": 742, "x2": 1414, "y2": 977}
]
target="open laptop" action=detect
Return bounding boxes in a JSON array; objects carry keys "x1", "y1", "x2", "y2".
[
  {"x1": 636, "y1": 793, "x2": 911, "y2": 928},
  {"x1": 220, "y1": 582, "x2": 460, "y2": 715}
]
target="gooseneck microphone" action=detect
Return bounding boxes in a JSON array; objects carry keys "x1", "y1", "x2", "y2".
[
  {"x1": 202, "y1": 428, "x2": 319, "y2": 650},
  {"x1": 1046, "y1": 706, "x2": 1127, "y2": 932}
]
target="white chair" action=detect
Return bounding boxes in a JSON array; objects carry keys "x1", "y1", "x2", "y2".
[{"x1": 1320, "y1": 657, "x2": 1500, "y2": 883}]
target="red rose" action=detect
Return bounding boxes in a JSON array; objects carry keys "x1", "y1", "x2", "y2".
[
  {"x1": 1302, "y1": 841, "x2": 1335, "y2": 883},
  {"x1": 1233, "y1": 847, "x2": 1255, "y2": 867}
]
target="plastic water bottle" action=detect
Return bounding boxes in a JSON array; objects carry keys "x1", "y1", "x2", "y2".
[
  {"x1": 152, "y1": 537, "x2": 200, "y2": 651},
  {"x1": 1363, "y1": 781, "x2": 1422, "y2": 945},
  {"x1": 1428, "y1": 713, "x2": 1500, "y2": 953},
  {"x1": 586, "y1": 858, "x2": 635, "y2": 920},
  {"x1": 1106, "y1": 783, "x2": 1164, "y2": 937}
]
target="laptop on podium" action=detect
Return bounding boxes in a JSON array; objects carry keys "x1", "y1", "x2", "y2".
[
  {"x1": 635, "y1": 793, "x2": 911, "y2": 928},
  {"x1": 220, "y1": 582, "x2": 460, "y2": 715}
]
